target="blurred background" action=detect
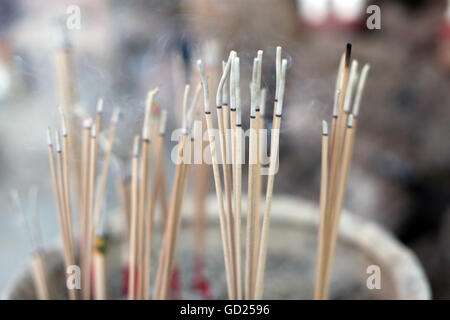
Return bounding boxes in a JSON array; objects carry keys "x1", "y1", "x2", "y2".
[{"x1": 0, "y1": 0, "x2": 449, "y2": 298}]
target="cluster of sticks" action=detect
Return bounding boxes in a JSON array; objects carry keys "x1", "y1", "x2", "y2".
[
  {"x1": 196, "y1": 46, "x2": 287, "y2": 300},
  {"x1": 314, "y1": 44, "x2": 370, "y2": 300},
  {"x1": 150, "y1": 84, "x2": 202, "y2": 299},
  {"x1": 46, "y1": 102, "x2": 120, "y2": 300}
]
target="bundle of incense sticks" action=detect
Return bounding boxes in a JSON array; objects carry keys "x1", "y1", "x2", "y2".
[
  {"x1": 314, "y1": 44, "x2": 370, "y2": 300},
  {"x1": 197, "y1": 46, "x2": 288, "y2": 300},
  {"x1": 152, "y1": 84, "x2": 202, "y2": 300},
  {"x1": 41, "y1": 40, "x2": 373, "y2": 301},
  {"x1": 46, "y1": 102, "x2": 120, "y2": 300},
  {"x1": 47, "y1": 59, "x2": 204, "y2": 300}
]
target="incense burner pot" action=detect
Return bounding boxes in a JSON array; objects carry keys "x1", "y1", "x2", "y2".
[{"x1": 2, "y1": 196, "x2": 430, "y2": 300}]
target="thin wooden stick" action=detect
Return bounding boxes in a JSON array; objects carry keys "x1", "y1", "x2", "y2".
[
  {"x1": 222, "y1": 61, "x2": 232, "y2": 166},
  {"x1": 136, "y1": 88, "x2": 158, "y2": 299},
  {"x1": 246, "y1": 57, "x2": 260, "y2": 299},
  {"x1": 27, "y1": 187, "x2": 51, "y2": 300},
  {"x1": 231, "y1": 55, "x2": 243, "y2": 299},
  {"x1": 128, "y1": 135, "x2": 140, "y2": 300},
  {"x1": 329, "y1": 53, "x2": 345, "y2": 159},
  {"x1": 314, "y1": 121, "x2": 329, "y2": 299},
  {"x1": 252, "y1": 52, "x2": 263, "y2": 293},
  {"x1": 198, "y1": 60, "x2": 234, "y2": 299},
  {"x1": 254, "y1": 58, "x2": 287, "y2": 300},
  {"x1": 157, "y1": 134, "x2": 187, "y2": 299},
  {"x1": 79, "y1": 119, "x2": 91, "y2": 297},
  {"x1": 59, "y1": 110, "x2": 74, "y2": 264},
  {"x1": 217, "y1": 52, "x2": 237, "y2": 299},
  {"x1": 82, "y1": 124, "x2": 98, "y2": 300}
]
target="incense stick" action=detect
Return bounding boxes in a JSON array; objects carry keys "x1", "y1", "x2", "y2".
[
  {"x1": 136, "y1": 88, "x2": 159, "y2": 299},
  {"x1": 128, "y1": 135, "x2": 140, "y2": 300},
  {"x1": 254, "y1": 58, "x2": 287, "y2": 300},
  {"x1": 82, "y1": 124, "x2": 98, "y2": 299},
  {"x1": 252, "y1": 52, "x2": 263, "y2": 293},
  {"x1": 245, "y1": 58, "x2": 259, "y2": 299},
  {"x1": 59, "y1": 109, "x2": 74, "y2": 263},
  {"x1": 314, "y1": 121, "x2": 329, "y2": 299},
  {"x1": 79, "y1": 119, "x2": 92, "y2": 298},
  {"x1": 217, "y1": 52, "x2": 237, "y2": 299},
  {"x1": 231, "y1": 55, "x2": 243, "y2": 299},
  {"x1": 198, "y1": 59, "x2": 234, "y2": 299}
]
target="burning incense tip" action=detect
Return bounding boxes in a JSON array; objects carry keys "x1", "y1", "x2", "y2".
[
  {"x1": 216, "y1": 52, "x2": 235, "y2": 107},
  {"x1": 159, "y1": 109, "x2": 168, "y2": 135},
  {"x1": 276, "y1": 46, "x2": 282, "y2": 100},
  {"x1": 47, "y1": 127, "x2": 52, "y2": 146},
  {"x1": 276, "y1": 59, "x2": 288, "y2": 116},
  {"x1": 83, "y1": 118, "x2": 93, "y2": 129},
  {"x1": 235, "y1": 57, "x2": 241, "y2": 125},
  {"x1": 58, "y1": 107, "x2": 67, "y2": 137},
  {"x1": 55, "y1": 131, "x2": 61, "y2": 152},
  {"x1": 252, "y1": 57, "x2": 259, "y2": 86},
  {"x1": 143, "y1": 87, "x2": 160, "y2": 140},
  {"x1": 347, "y1": 114, "x2": 354, "y2": 128},
  {"x1": 345, "y1": 43, "x2": 352, "y2": 67},
  {"x1": 322, "y1": 120, "x2": 328, "y2": 136},
  {"x1": 343, "y1": 60, "x2": 359, "y2": 113},
  {"x1": 256, "y1": 50, "x2": 263, "y2": 93},
  {"x1": 353, "y1": 64, "x2": 370, "y2": 118},
  {"x1": 191, "y1": 83, "x2": 202, "y2": 111},
  {"x1": 333, "y1": 90, "x2": 341, "y2": 117},
  {"x1": 222, "y1": 61, "x2": 229, "y2": 105},
  {"x1": 250, "y1": 82, "x2": 257, "y2": 118},
  {"x1": 182, "y1": 84, "x2": 191, "y2": 134},
  {"x1": 132, "y1": 135, "x2": 140, "y2": 157},
  {"x1": 230, "y1": 57, "x2": 236, "y2": 109},
  {"x1": 197, "y1": 60, "x2": 211, "y2": 114},
  {"x1": 91, "y1": 124, "x2": 97, "y2": 138},
  {"x1": 260, "y1": 88, "x2": 267, "y2": 116},
  {"x1": 51, "y1": 18, "x2": 71, "y2": 50},
  {"x1": 97, "y1": 98, "x2": 104, "y2": 114}
]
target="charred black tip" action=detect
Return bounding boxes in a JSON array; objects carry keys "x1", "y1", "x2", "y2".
[{"x1": 345, "y1": 43, "x2": 352, "y2": 67}]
